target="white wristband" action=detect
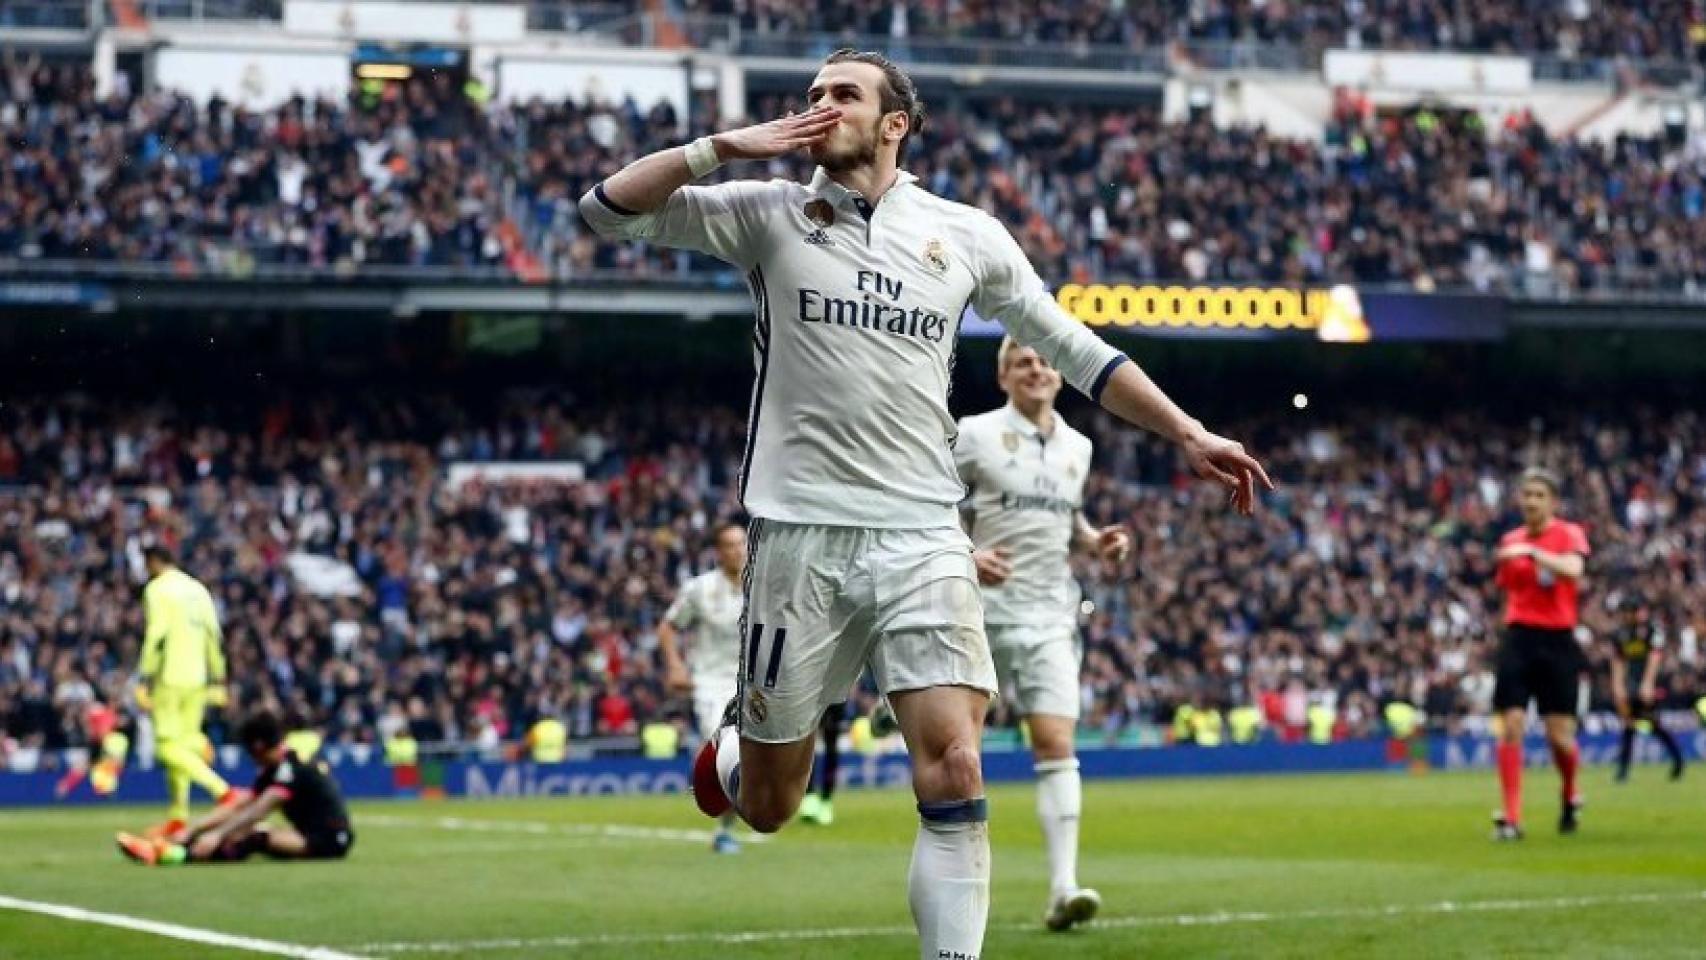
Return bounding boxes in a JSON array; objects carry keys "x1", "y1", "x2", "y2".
[{"x1": 684, "y1": 137, "x2": 723, "y2": 178}]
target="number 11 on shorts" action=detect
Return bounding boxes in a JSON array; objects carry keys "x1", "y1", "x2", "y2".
[{"x1": 745, "y1": 623, "x2": 789, "y2": 689}]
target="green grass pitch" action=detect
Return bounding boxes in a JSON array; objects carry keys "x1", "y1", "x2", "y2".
[{"x1": 1, "y1": 768, "x2": 1702, "y2": 958}]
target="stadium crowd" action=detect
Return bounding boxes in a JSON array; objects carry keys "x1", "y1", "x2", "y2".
[
  {"x1": 9, "y1": 0, "x2": 1702, "y2": 60},
  {"x1": 5, "y1": 60, "x2": 1706, "y2": 295},
  {"x1": 689, "y1": 0, "x2": 1706, "y2": 62},
  {"x1": 735, "y1": 92, "x2": 1706, "y2": 296},
  {"x1": 1, "y1": 391, "x2": 1702, "y2": 765}
]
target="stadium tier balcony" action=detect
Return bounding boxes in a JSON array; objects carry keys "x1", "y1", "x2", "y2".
[{"x1": 0, "y1": 0, "x2": 96, "y2": 29}]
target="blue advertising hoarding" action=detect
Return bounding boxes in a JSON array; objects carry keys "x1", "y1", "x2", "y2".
[{"x1": 10, "y1": 731, "x2": 1696, "y2": 808}]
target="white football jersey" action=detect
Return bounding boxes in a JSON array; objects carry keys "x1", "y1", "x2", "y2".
[
  {"x1": 955, "y1": 404, "x2": 1092, "y2": 624},
  {"x1": 663, "y1": 568, "x2": 746, "y2": 681},
  {"x1": 582, "y1": 168, "x2": 1126, "y2": 529}
]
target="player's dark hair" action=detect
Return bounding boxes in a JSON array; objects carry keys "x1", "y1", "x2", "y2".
[
  {"x1": 713, "y1": 520, "x2": 746, "y2": 543},
  {"x1": 143, "y1": 544, "x2": 175, "y2": 566},
  {"x1": 1519, "y1": 466, "x2": 1560, "y2": 495},
  {"x1": 239, "y1": 710, "x2": 286, "y2": 751},
  {"x1": 824, "y1": 48, "x2": 925, "y2": 158}
]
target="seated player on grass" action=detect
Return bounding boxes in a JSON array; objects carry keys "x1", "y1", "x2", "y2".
[{"x1": 116, "y1": 710, "x2": 354, "y2": 866}]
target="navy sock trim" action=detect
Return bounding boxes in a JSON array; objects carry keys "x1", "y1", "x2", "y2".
[{"x1": 918, "y1": 797, "x2": 988, "y2": 824}]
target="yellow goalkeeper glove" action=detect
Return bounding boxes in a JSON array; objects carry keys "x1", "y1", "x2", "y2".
[
  {"x1": 133, "y1": 685, "x2": 153, "y2": 712},
  {"x1": 205, "y1": 685, "x2": 229, "y2": 708}
]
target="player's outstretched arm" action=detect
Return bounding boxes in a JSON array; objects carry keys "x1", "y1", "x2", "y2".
[
  {"x1": 1097, "y1": 363, "x2": 1274, "y2": 516},
  {"x1": 975, "y1": 218, "x2": 1269, "y2": 514},
  {"x1": 972, "y1": 218, "x2": 1272, "y2": 515}
]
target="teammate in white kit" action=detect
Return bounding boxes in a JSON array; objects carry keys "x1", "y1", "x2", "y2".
[
  {"x1": 956, "y1": 338, "x2": 1130, "y2": 931},
  {"x1": 657, "y1": 523, "x2": 749, "y2": 854},
  {"x1": 581, "y1": 49, "x2": 1271, "y2": 960}
]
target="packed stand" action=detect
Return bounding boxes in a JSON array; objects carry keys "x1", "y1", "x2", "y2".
[
  {"x1": 687, "y1": 0, "x2": 1706, "y2": 62},
  {"x1": 6, "y1": 58, "x2": 1706, "y2": 295},
  {"x1": 0, "y1": 56, "x2": 724, "y2": 280},
  {"x1": 2, "y1": 392, "x2": 1703, "y2": 766},
  {"x1": 729, "y1": 94, "x2": 1706, "y2": 295},
  {"x1": 1073, "y1": 407, "x2": 1706, "y2": 741},
  {"x1": 0, "y1": 56, "x2": 514, "y2": 273}
]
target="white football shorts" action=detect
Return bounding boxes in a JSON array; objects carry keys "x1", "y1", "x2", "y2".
[
  {"x1": 737, "y1": 520, "x2": 997, "y2": 743},
  {"x1": 987, "y1": 621, "x2": 1082, "y2": 720},
  {"x1": 692, "y1": 676, "x2": 738, "y2": 741}
]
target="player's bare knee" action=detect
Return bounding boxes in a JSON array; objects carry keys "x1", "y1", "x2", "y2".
[
  {"x1": 746, "y1": 812, "x2": 788, "y2": 835},
  {"x1": 742, "y1": 794, "x2": 797, "y2": 834},
  {"x1": 1498, "y1": 711, "x2": 1526, "y2": 744},
  {"x1": 1033, "y1": 741, "x2": 1074, "y2": 763},
  {"x1": 737, "y1": 776, "x2": 805, "y2": 833},
  {"x1": 921, "y1": 740, "x2": 983, "y2": 801},
  {"x1": 1029, "y1": 728, "x2": 1075, "y2": 762}
]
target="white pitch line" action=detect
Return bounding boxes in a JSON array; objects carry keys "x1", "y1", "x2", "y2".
[
  {"x1": 1093, "y1": 889, "x2": 1706, "y2": 929},
  {"x1": 351, "y1": 889, "x2": 1706, "y2": 954},
  {"x1": 386, "y1": 840, "x2": 631, "y2": 856},
  {"x1": 0, "y1": 893, "x2": 372, "y2": 960},
  {"x1": 359, "y1": 813, "x2": 768, "y2": 845}
]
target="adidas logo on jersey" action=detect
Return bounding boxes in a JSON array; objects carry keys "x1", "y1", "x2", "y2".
[{"x1": 803, "y1": 229, "x2": 833, "y2": 246}]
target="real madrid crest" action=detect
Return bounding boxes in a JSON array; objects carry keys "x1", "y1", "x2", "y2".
[
  {"x1": 923, "y1": 237, "x2": 949, "y2": 274},
  {"x1": 804, "y1": 199, "x2": 836, "y2": 229},
  {"x1": 746, "y1": 688, "x2": 768, "y2": 725},
  {"x1": 1001, "y1": 431, "x2": 1020, "y2": 453}
]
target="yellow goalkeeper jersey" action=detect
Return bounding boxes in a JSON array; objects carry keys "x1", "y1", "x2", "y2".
[{"x1": 139, "y1": 567, "x2": 225, "y2": 689}]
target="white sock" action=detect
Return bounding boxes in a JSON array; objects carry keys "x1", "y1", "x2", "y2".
[
  {"x1": 714, "y1": 725, "x2": 744, "y2": 818},
  {"x1": 909, "y1": 799, "x2": 990, "y2": 960},
  {"x1": 1035, "y1": 758, "x2": 1082, "y2": 898}
]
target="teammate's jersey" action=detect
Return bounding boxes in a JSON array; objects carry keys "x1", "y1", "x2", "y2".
[
  {"x1": 954, "y1": 404, "x2": 1092, "y2": 624},
  {"x1": 253, "y1": 750, "x2": 351, "y2": 837},
  {"x1": 664, "y1": 568, "x2": 746, "y2": 681},
  {"x1": 1495, "y1": 519, "x2": 1590, "y2": 630},
  {"x1": 581, "y1": 168, "x2": 1126, "y2": 529},
  {"x1": 139, "y1": 567, "x2": 224, "y2": 689}
]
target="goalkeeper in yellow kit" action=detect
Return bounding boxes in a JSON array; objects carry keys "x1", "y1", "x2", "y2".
[{"x1": 135, "y1": 546, "x2": 243, "y2": 837}]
